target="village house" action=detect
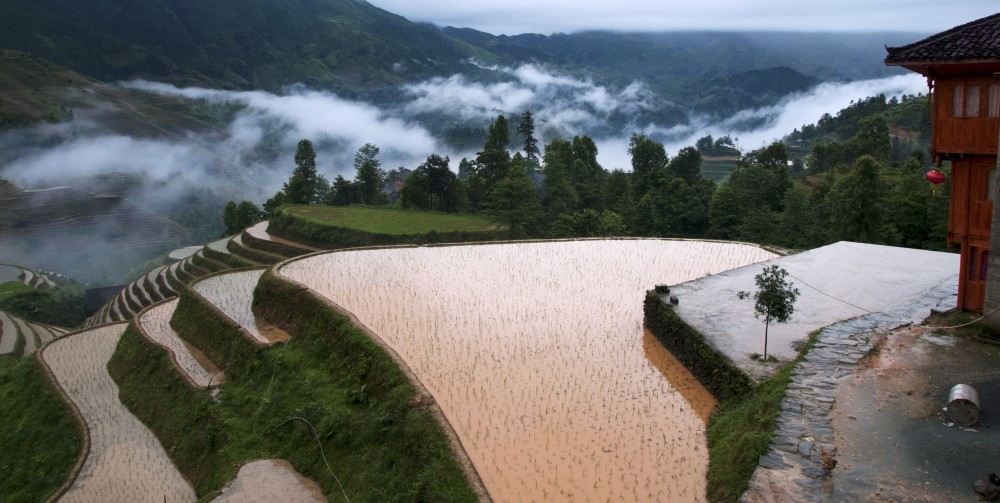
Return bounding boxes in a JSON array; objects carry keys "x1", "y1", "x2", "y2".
[{"x1": 886, "y1": 12, "x2": 1000, "y2": 319}]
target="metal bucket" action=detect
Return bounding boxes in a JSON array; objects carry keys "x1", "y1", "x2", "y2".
[{"x1": 946, "y1": 384, "x2": 980, "y2": 426}]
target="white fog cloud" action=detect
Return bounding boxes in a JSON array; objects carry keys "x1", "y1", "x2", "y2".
[{"x1": 402, "y1": 63, "x2": 658, "y2": 134}]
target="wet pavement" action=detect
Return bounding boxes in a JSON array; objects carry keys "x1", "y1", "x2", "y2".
[
  {"x1": 662, "y1": 241, "x2": 1000, "y2": 501},
  {"x1": 668, "y1": 241, "x2": 959, "y2": 379}
]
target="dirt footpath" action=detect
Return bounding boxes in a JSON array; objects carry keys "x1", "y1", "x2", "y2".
[{"x1": 831, "y1": 325, "x2": 1000, "y2": 502}]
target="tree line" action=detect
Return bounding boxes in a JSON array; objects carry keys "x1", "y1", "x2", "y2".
[{"x1": 226, "y1": 98, "x2": 948, "y2": 253}]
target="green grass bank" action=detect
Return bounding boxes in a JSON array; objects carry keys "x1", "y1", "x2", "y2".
[
  {"x1": 0, "y1": 355, "x2": 81, "y2": 502},
  {"x1": 268, "y1": 205, "x2": 506, "y2": 248}
]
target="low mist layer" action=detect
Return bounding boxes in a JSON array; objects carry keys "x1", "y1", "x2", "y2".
[{"x1": 0, "y1": 63, "x2": 926, "y2": 284}]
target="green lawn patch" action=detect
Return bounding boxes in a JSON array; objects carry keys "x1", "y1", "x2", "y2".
[
  {"x1": 0, "y1": 355, "x2": 81, "y2": 502},
  {"x1": 286, "y1": 205, "x2": 502, "y2": 234},
  {"x1": 269, "y1": 205, "x2": 506, "y2": 249}
]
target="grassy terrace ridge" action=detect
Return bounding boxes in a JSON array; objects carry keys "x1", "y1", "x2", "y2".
[
  {"x1": 284, "y1": 205, "x2": 503, "y2": 234},
  {"x1": 0, "y1": 355, "x2": 80, "y2": 501}
]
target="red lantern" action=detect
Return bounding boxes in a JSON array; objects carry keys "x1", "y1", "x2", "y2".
[
  {"x1": 926, "y1": 170, "x2": 946, "y2": 197},
  {"x1": 926, "y1": 170, "x2": 946, "y2": 185}
]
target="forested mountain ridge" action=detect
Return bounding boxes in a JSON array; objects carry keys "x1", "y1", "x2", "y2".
[
  {"x1": 0, "y1": 0, "x2": 488, "y2": 94},
  {"x1": 0, "y1": 0, "x2": 924, "y2": 116}
]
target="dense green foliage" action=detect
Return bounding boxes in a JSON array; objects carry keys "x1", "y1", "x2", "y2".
[
  {"x1": 0, "y1": 355, "x2": 81, "y2": 502},
  {"x1": 0, "y1": 284, "x2": 86, "y2": 328},
  {"x1": 0, "y1": 0, "x2": 483, "y2": 94},
  {"x1": 262, "y1": 88, "x2": 944, "y2": 257},
  {"x1": 0, "y1": 281, "x2": 32, "y2": 301},
  {"x1": 222, "y1": 200, "x2": 265, "y2": 236},
  {"x1": 400, "y1": 155, "x2": 463, "y2": 213},
  {"x1": 110, "y1": 273, "x2": 478, "y2": 501}
]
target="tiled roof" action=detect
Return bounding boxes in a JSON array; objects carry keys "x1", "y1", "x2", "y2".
[{"x1": 886, "y1": 12, "x2": 1000, "y2": 63}]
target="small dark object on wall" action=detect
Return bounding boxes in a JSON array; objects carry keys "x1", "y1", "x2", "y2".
[{"x1": 669, "y1": 295, "x2": 679, "y2": 305}]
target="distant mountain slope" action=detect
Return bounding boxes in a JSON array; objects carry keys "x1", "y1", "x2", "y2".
[
  {"x1": 0, "y1": 50, "x2": 211, "y2": 137},
  {"x1": 0, "y1": 0, "x2": 487, "y2": 93},
  {"x1": 1, "y1": 0, "x2": 924, "y2": 104},
  {"x1": 443, "y1": 29, "x2": 921, "y2": 82}
]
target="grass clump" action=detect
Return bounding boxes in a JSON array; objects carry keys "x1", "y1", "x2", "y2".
[{"x1": 0, "y1": 355, "x2": 81, "y2": 502}]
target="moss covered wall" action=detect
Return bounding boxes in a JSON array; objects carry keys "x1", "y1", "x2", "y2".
[{"x1": 643, "y1": 291, "x2": 752, "y2": 402}]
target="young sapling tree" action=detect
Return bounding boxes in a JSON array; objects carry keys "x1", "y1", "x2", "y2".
[{"x1": 737, "y1": 265, "x2": 800, "y2": 360}]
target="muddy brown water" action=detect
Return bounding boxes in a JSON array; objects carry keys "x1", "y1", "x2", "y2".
[{"x1": 280, "y1": 240, "x2": 776, "y2": 502}]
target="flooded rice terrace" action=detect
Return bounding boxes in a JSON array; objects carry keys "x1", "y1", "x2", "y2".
[{"x1": 280, "y1": 240, "x2": 776, "y2": 502}]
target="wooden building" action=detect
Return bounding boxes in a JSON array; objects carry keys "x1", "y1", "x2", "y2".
[{"x1": 886, "y1": 13, "x2": 1000, "y2": 314}]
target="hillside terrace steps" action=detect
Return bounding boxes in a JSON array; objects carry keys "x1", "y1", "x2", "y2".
[
  {"x1": 14, "y1": 316, "x2": 37, "y2": 354},
  {"x1": 83, "y1": 222, "x2": 306, "y2": 330},
  {"x1": 125, "y1": 280, "x2": 145, "y2": 313},
  {"x1": 227, "y1": 233, "x2": 284, "y2": 265},
  {"x1": 135, "y1": 298, "x2": 224, "y2": 388},
  {"x1": 143, "y1": 266, "x2": 167, "y2": 302},
  {"x1": 132, "y1": 274, "x2": 155, "y2": 305},
  {"x1": 20, "y1": 268, "x2": 34, "y2": 286},
  {"x1": 190, "y1": 268, "x2": 288, "y2": 345},
  {"x1": 191, "y1": 249, "x2": 228, "y2": 273},
  {"x1": 243, "y1": 220, "x2": 321, "y2": 254}
]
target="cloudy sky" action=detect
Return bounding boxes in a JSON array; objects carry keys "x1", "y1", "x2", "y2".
[{"x1": 366, "y1": 0, "x2": 997, "y2": 36}]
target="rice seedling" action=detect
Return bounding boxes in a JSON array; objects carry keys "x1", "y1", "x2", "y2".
[
  {"x1": 211, "y1": 459, "x2": 325, "y2": 503},
  {"x1": 138, "y1": 299, "x2": 222, "y2": 387},
  {"x1": 280, "y1": 239, "x2": 776, "y2": 502},
  {"x1": 192, "y1": 269, "x2": 269, "y2": 343}
]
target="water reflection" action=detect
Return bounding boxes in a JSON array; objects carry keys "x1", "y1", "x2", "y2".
[{"x1": 642, "y1": 329, "x2": 717, "y2": 422}]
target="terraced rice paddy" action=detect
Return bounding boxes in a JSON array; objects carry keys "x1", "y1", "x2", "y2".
[
  {"x1": 210, "y1": 459, "x2": 325, "y2": 503},
  {"x1": 137, "y1": 299, "x2": 222, "y2": 387},
  {"x1": 40, "y1": 323, "x2": 196, "y2": 502},
  {"x1": 192, "y1": 269, "x2": 282, "y2": 344},
  {"x1": 244, "y1": 221, "x2": 320, "y2": 252},
  {"x1": 280, "y1": 239, "x2": 777, "y2": 502}
]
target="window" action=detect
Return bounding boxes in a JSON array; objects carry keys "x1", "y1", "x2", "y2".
[
  {"x1": 982, "y1": 250, "x2": 990, "y2": 282},
  {"x1": 952, "y1": 83, "x2": 981, "y2": 117},
  {"x1": 968, "y1": 246, "x2": 989, "y2": 282},
  {"x1": 990, "y1": 84, "x2": 1000, "y2": 117},
  {"x1": 990, "y1": 168, "x2": 997, "y2": 202}
]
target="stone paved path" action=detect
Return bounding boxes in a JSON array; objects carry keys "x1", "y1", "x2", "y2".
[{"x1": 740, "y1": 281, "x2": 958, "y2": 503}]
